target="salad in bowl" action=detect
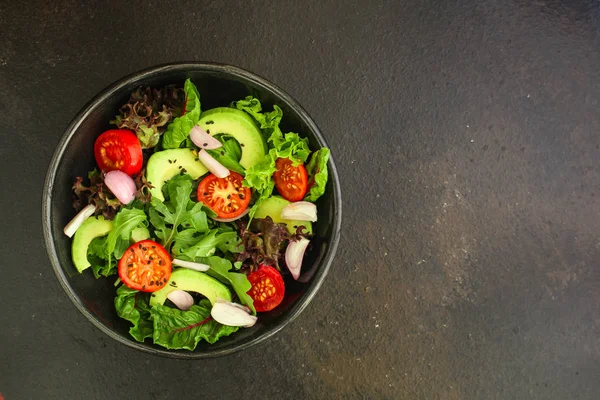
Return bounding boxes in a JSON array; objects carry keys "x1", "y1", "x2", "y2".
[{"x1": 59, "y1": 75, "x2": 332, "y2": 352}]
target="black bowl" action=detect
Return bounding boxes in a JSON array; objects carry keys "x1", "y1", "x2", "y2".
[{"x1": 42, "y1": 63, "x2": 342, "y2": 358}]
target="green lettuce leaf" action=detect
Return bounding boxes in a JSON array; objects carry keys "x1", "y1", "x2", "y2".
[
  {"x1": 150, "y1": 300, "x2": 239, "y2": 350},
  {"x1": 232, "y1": 97, "x2": 284, "y2": 146},
  {"x1": 199, "y1": 256, "x2": 255, "y2": 314},
  {"x1": 104, "y1": 208, "x2": 147, "y2": 269},
  {"x1": 114, "y1": 285, "x2": 153, "y2": 342},
  {"x1": 87, "y1": 236, "x2": 117, "y2": 278},
  {"x1": 161, "y1": 79, "x2": 201, "y2": 149},
  {"x1": 304, "y1": 148, "x2": 330, "y2": 202},
  {"x1": 206, "y1": 135, "x2": 245, "y2": 175},
  {"x1": 243, "y1": 132, "x2": 311, "y2": 220}
]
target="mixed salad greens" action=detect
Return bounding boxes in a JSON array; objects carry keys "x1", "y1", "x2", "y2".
[{"x1": 65, "y1": 79, "x2": 330, "y2": 350}]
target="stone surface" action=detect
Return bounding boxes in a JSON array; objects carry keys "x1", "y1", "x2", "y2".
[{"x1": 1, "y1": 0, "x2": 599, "y2": 399}]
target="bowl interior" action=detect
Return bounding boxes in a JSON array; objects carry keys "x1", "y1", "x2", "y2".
[{"x1": 43, "y1": 63, "x2": 341, "y2": 358}]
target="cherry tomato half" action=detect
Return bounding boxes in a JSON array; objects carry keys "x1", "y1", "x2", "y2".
[
  {"x1": 273, "y1": 158, "x2": 308, "y2": 202},
  {"x1": 118, "y1": 240, "x2": 172, "y2": 292},
  {"x1": 197, "y1": 172, "x2": 251, "y2": 219},
  {"x1": 246, "y1": 265, "x2": 285, "y2": 312},
  {"x1": 94, "y1": 129, "x2": 143, "y2": 176}
]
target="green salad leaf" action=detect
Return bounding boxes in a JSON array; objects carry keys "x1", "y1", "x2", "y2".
[
  {"x1": 304, "y1": 148, "x2": 330, "y2": 202},
  {"x1": 173, "y1": 229, "x2": 241, "y2": 259},
  {"x1": 87, "y1": 236, "x2": 116, "y2": 278},
  {"x1": 104, "y1": 208, "x2": 147, "y2": 269},
  {"x1": 149, "y1": 175, "x2": 207, "y2": 250},
  {"x1": 199, "y1": 256, "x2": 255, "y2": 314},
  {"x1": 232, "y1": 97, "x2": 284, "y2": 145},
  {"x1": 243, "y1": 131, "x2": 311, "y2": 220},
  {"x1": 150, "y1": 300, "x2": 239, "y2": 350},
  {"x1": 114, "y1": 285, "x2": 153, "y2": 342},
  {"x1": 161, "y1": 79, "x2": 201, "y2": 149},
  {"x1": 206, "y1": 135, "x2": 245, "y2": 175},
  {"x1": 111, "y1": 85, "x2": 185, "y2": 148}
]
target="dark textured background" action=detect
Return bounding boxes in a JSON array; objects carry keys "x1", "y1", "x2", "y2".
[{"x1": 1, "y1": 0, "x2": 600, "y2": 399}]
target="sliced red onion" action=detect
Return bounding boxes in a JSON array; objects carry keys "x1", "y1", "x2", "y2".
[
  {"x1": 285, "y1": 237, "x2": 310, "y2": 280},
  {"x1": 216, "y1": 297, "x2": 251, "y2": 313},
  {"x1": 167, "y1": 290, "x2": 194, "y2": 311},
  {"x1": 211, "y1": 299, "x2": 257, "y2": 327},
  {"x1": 198, "y1": 149, "x2": 230, "y2": 179},
  {"x1": 104, "y1": 170, "x2": 136, "y2": 204},
  {"x1": 172, "y1": 259, "x2": 210, "y2": 272},
  {"x1": 213, "y1": 208, "x2": 250, "y2": 222},
  {"x1": 189, "y1": 125, "x2": 223, "y2": 150},
  {"x1": 281, "y1": 201, "x2": 317, "y2": 222},
  {"x1": 63, "y1": 204, "x2": 96, "y2": 237}
]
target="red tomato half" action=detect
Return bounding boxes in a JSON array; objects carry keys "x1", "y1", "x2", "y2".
[
  {"x1": 94, "y1": 129, "x2": 143, "y2": 176},
  {"x1": 273, "y1": 158, "x2": 308, "y2": 202},
  {"x1": 247, "y1": 265, "x2": 285, "y2": 312},
  {"x1": 118, "y1": 240, "x2": 172, "y2": 292},
  {"x1": 197, "y1": 172, "x2": 252, "y2": 219}
]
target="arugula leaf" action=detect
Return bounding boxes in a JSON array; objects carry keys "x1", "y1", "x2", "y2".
[
  {"x1": 161, "y1": 79, "x2": 201, "y2": 149},
  {"x1": 199, "y1": 256, "x2": 255, "y2": 314},
  {"x1": 304, "y1": 148, "x2": 330, "y2": 202},
  {"x1": 149, "y1": 175, "x2": 207, "y2": 250},
  {"x1": 175, "y1": 229, "x2": 241, "y2": 259},
  {"x1": 104, "y1": 208, "x2": 147, "y2": 269},
  {"x1": 150, "y1": 300, "x2": 239, "y2": 350},
  {"x1": 114, "y1": 285, "x2": 153, "y2": 342}
]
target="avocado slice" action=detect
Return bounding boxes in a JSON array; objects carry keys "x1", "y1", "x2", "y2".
[
  {"x1": 198, "y1": 107, "x2": 267, "y2": 169},
  {"x1": 150, "y1": 268, "x2": 232, "y2": 307},
  {"x1": 71, "y1": 216, "x2": 113, "y2": 273},
  {"x1": 130, "y1": 225, "x2": 150, "y2": 243},
  {"x1": 254, "y1": 195, "x2": 313, "y2": 235},
  {"x1": 146, "y1": 148, "x2": 208, "y2": 201}
]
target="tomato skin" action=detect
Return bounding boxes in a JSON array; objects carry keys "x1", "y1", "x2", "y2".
[
  {"x1": 118, "y1": 240, "x2": 172, "y2": 293},
  {"x1": 273, "y1": 158, "x2": 308, "y2": 202},
  {"x1": 94, "y1": 129, "x2": 143, "y2": 176},
  {"x1": 197, "y1": 172, "x2": 252, "y2": 219},
  {"x1": 246, "y1": 265, "x2": 285, "y2": 312}
]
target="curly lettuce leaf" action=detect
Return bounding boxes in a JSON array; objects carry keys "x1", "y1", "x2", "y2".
[
  {"x1": 161, "y1": 79, "x2": 201, "y2": 149},
  {"x1": 304, "y1": 148, "x2": 330, "y2": 202},
  {"x1": 236, "y1": 217, "x2": 290, "y2": 271},
  {"x1": 199, "y1": 256, "x2": 255, "y2": 314},
  {"x1": 243, "y1": 132, "x2": 311, "y2": 219},
  {"x1": 150, "y1": 300, "x2": 239, "y2": 350},
  {"x1": 111, "y1": 85, "x2": 185, "y2": 148},
  {"x1": 114, "y1": 285, "x2": 153, "y2": 342}
]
